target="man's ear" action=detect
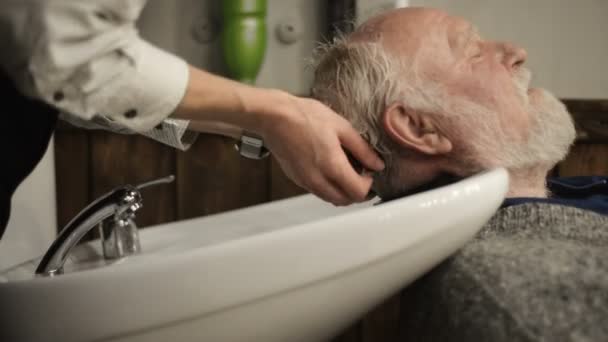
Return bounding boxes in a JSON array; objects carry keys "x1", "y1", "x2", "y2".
[{"x1": 382, "y1": 103, "x2": 452, "y2": 155}]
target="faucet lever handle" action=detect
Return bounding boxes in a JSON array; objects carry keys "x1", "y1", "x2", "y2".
[{"x1": 135, "y1": 175, "x2": 175, "y2": 190}]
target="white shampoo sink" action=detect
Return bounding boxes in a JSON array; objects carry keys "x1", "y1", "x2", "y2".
[{"x1": 0, "y1": 168, "x2": 508, "y2": 342}]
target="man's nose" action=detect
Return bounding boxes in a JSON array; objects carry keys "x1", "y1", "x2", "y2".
[{"x1": 501, "y1": 42, "x2": 527, "y2": 70}]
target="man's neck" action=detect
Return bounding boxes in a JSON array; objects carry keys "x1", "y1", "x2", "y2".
[{"x1": 506, "y1": 167, "x2": 551, "y2": 198}]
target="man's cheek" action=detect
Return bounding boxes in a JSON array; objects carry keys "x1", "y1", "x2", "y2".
[
  {"x1": 448, "y1": 77, "x2": 495, "y2": 105},
  {"x1": 504, "y1": 106, "x2": 531, "y2": 142}
]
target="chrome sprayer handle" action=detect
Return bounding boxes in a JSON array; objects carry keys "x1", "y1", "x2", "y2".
[{"x1": 136, "y1": 174, "x2": 175, "y2": 191}]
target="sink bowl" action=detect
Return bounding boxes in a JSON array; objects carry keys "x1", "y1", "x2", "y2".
[{"x1": 0, "y1": 168, "x2": 508, "y2": 342}]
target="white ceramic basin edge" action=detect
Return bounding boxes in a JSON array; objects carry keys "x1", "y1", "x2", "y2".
[{"x1": 0, "y1": 168, "x2": 509, "y2": 342}]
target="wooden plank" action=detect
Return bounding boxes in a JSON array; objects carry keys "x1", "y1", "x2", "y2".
[
  {"x1": 90, "y1": 132, "x2": 177, "y2": 228},
  {"x1": 270, "y1": 158, "x2": 307, "y2": 201},
  {"x1": 558, "y1": 143, "x2": 608, "y2": 176},
  {"x1": 54, "y1": 129, "x2": 90, "y2": 230},
  {"x1": 563, "y1": 99, "x2": 608, "y2": 143},
  {"x1": 176, "y1": 135, "x2": 269, "y2": 220},
  {"x1": 361, "y1": 294, "x2": 401, "y2": 342},
  {"x1": 563, "y1": 99, "x2": 608, "y2": 114}
]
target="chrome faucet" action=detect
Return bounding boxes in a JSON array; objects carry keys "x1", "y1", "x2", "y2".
[{"x1": 35, "y1": 175, "x2": 175, "y2": 277}]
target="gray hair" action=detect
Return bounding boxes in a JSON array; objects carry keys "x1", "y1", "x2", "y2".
[
  {"x1": 310, "y1": 33, "x2": 464, "y2": 196},
  {"x1": 309, "y1": 33, "x2": 518, "y2": 199},
  {"x1": 312, "y1": 34, "x2": 447, "y2": 161},
  {"x1": 310, "y1": 34, "x2": 525, "y2": 171}
]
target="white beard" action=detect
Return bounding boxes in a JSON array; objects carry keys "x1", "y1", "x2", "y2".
[
  {"x1": 519, "y1": 88, "x2": 576, "y2": 167},
  {"x1": 458, "y1": 68, "x2": 576, "y2": 171},
  {"x1": 506, "y1": 68, "x2": 576, "y2": 169}
]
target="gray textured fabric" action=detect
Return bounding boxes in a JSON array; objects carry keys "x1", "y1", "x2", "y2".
[{"x1": 399, "y1": 203, "x2": 608, "y2": 342}]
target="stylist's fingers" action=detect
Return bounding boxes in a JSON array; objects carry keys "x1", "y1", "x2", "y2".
[
  {"x1": 306, "y1": 174, "x2": 351, "y2": 206},
  {"x1": 259, "y1": 94, "x2": 382, "y2": 206},
  {"x1": 339, "y1": 125, "x2": 385, "y2": 172},
  {"x1": 327, "y1": 153, "x2": 374, "y2": 202}
]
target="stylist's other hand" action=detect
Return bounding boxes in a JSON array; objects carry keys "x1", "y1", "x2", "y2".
[{"x1": 260, "y1": 93, "x2": 385, "y2": 206}]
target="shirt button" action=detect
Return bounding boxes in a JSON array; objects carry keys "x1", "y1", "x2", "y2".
[
  {"x1": 53, "y1": 91, "x2": 65, "y2": 102},
  {"x1": 124, "y1": 109, "x2": 137, "y2": 119},
  {"x1": 95, "y1": 11, "x2": 110, "y2": 21}
]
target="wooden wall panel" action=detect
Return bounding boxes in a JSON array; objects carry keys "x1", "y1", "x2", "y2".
[
  {"x1": 54, "y1": 129, "x2": 90, "y2": 229},
  {"x1": 563, "y1": 100, "x2": 608, "y2": 143},
  {"x1": 176, "y1": 135, "x2": 270, "y2": 219},
  {"x1": 89, "y1": 132, "x2": 177, "y2": 227},
  {"x1": 558, "y1": 144, "x2": 608, "y2": 176}
]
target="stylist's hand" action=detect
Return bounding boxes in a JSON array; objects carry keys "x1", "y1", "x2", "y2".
[{"x1": 260, "y1": 93, "x2": 385, "y2": 206}]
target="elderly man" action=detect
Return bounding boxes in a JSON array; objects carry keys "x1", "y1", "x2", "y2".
[
  {"x1": 313, "y1": 8, "x2": 608, "y2": 342},
  {"x1": 313, "y1": 7, "x2": 579, "y2": 200}
]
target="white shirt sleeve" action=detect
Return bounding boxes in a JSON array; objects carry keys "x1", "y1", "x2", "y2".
[{"x1": 0, "y1": 0, "x2": 197, "y2": 149}]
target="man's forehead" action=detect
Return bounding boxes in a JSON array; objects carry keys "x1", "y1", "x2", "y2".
[
  {"x1": 354, "y1": 8, "x2": 445, "y2": 40},
  {"x1": 450, "y1": 17, "x2": 480, "y2": 39},
  {"x1": 349, "y1": 7, "x2": 445, "y2": 57},
  {"x1": 358, "y1": 8, "x2": 477, "y2": 38},
  {"x1": 348, "y1": 7, "x2": 482, "y2": 70},
  {"x1": 449, "y1": 18, "x2": 481, "y2": 50}
]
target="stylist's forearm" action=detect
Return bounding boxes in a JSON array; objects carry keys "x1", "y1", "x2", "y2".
[{"x1": 171, "y1": 65, "x2": 287, "y2": 134}]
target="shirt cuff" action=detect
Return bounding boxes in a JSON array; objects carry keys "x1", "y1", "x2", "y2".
[
  {"x1": 60, "y1": 113, "x2": 198, "y2": 151},
  {"x1": 100, "y1": 39, "x2": 190, "y2": 132},
  {"x1": 140, "y1": 118, "x2": 198, "y2": 151}
]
